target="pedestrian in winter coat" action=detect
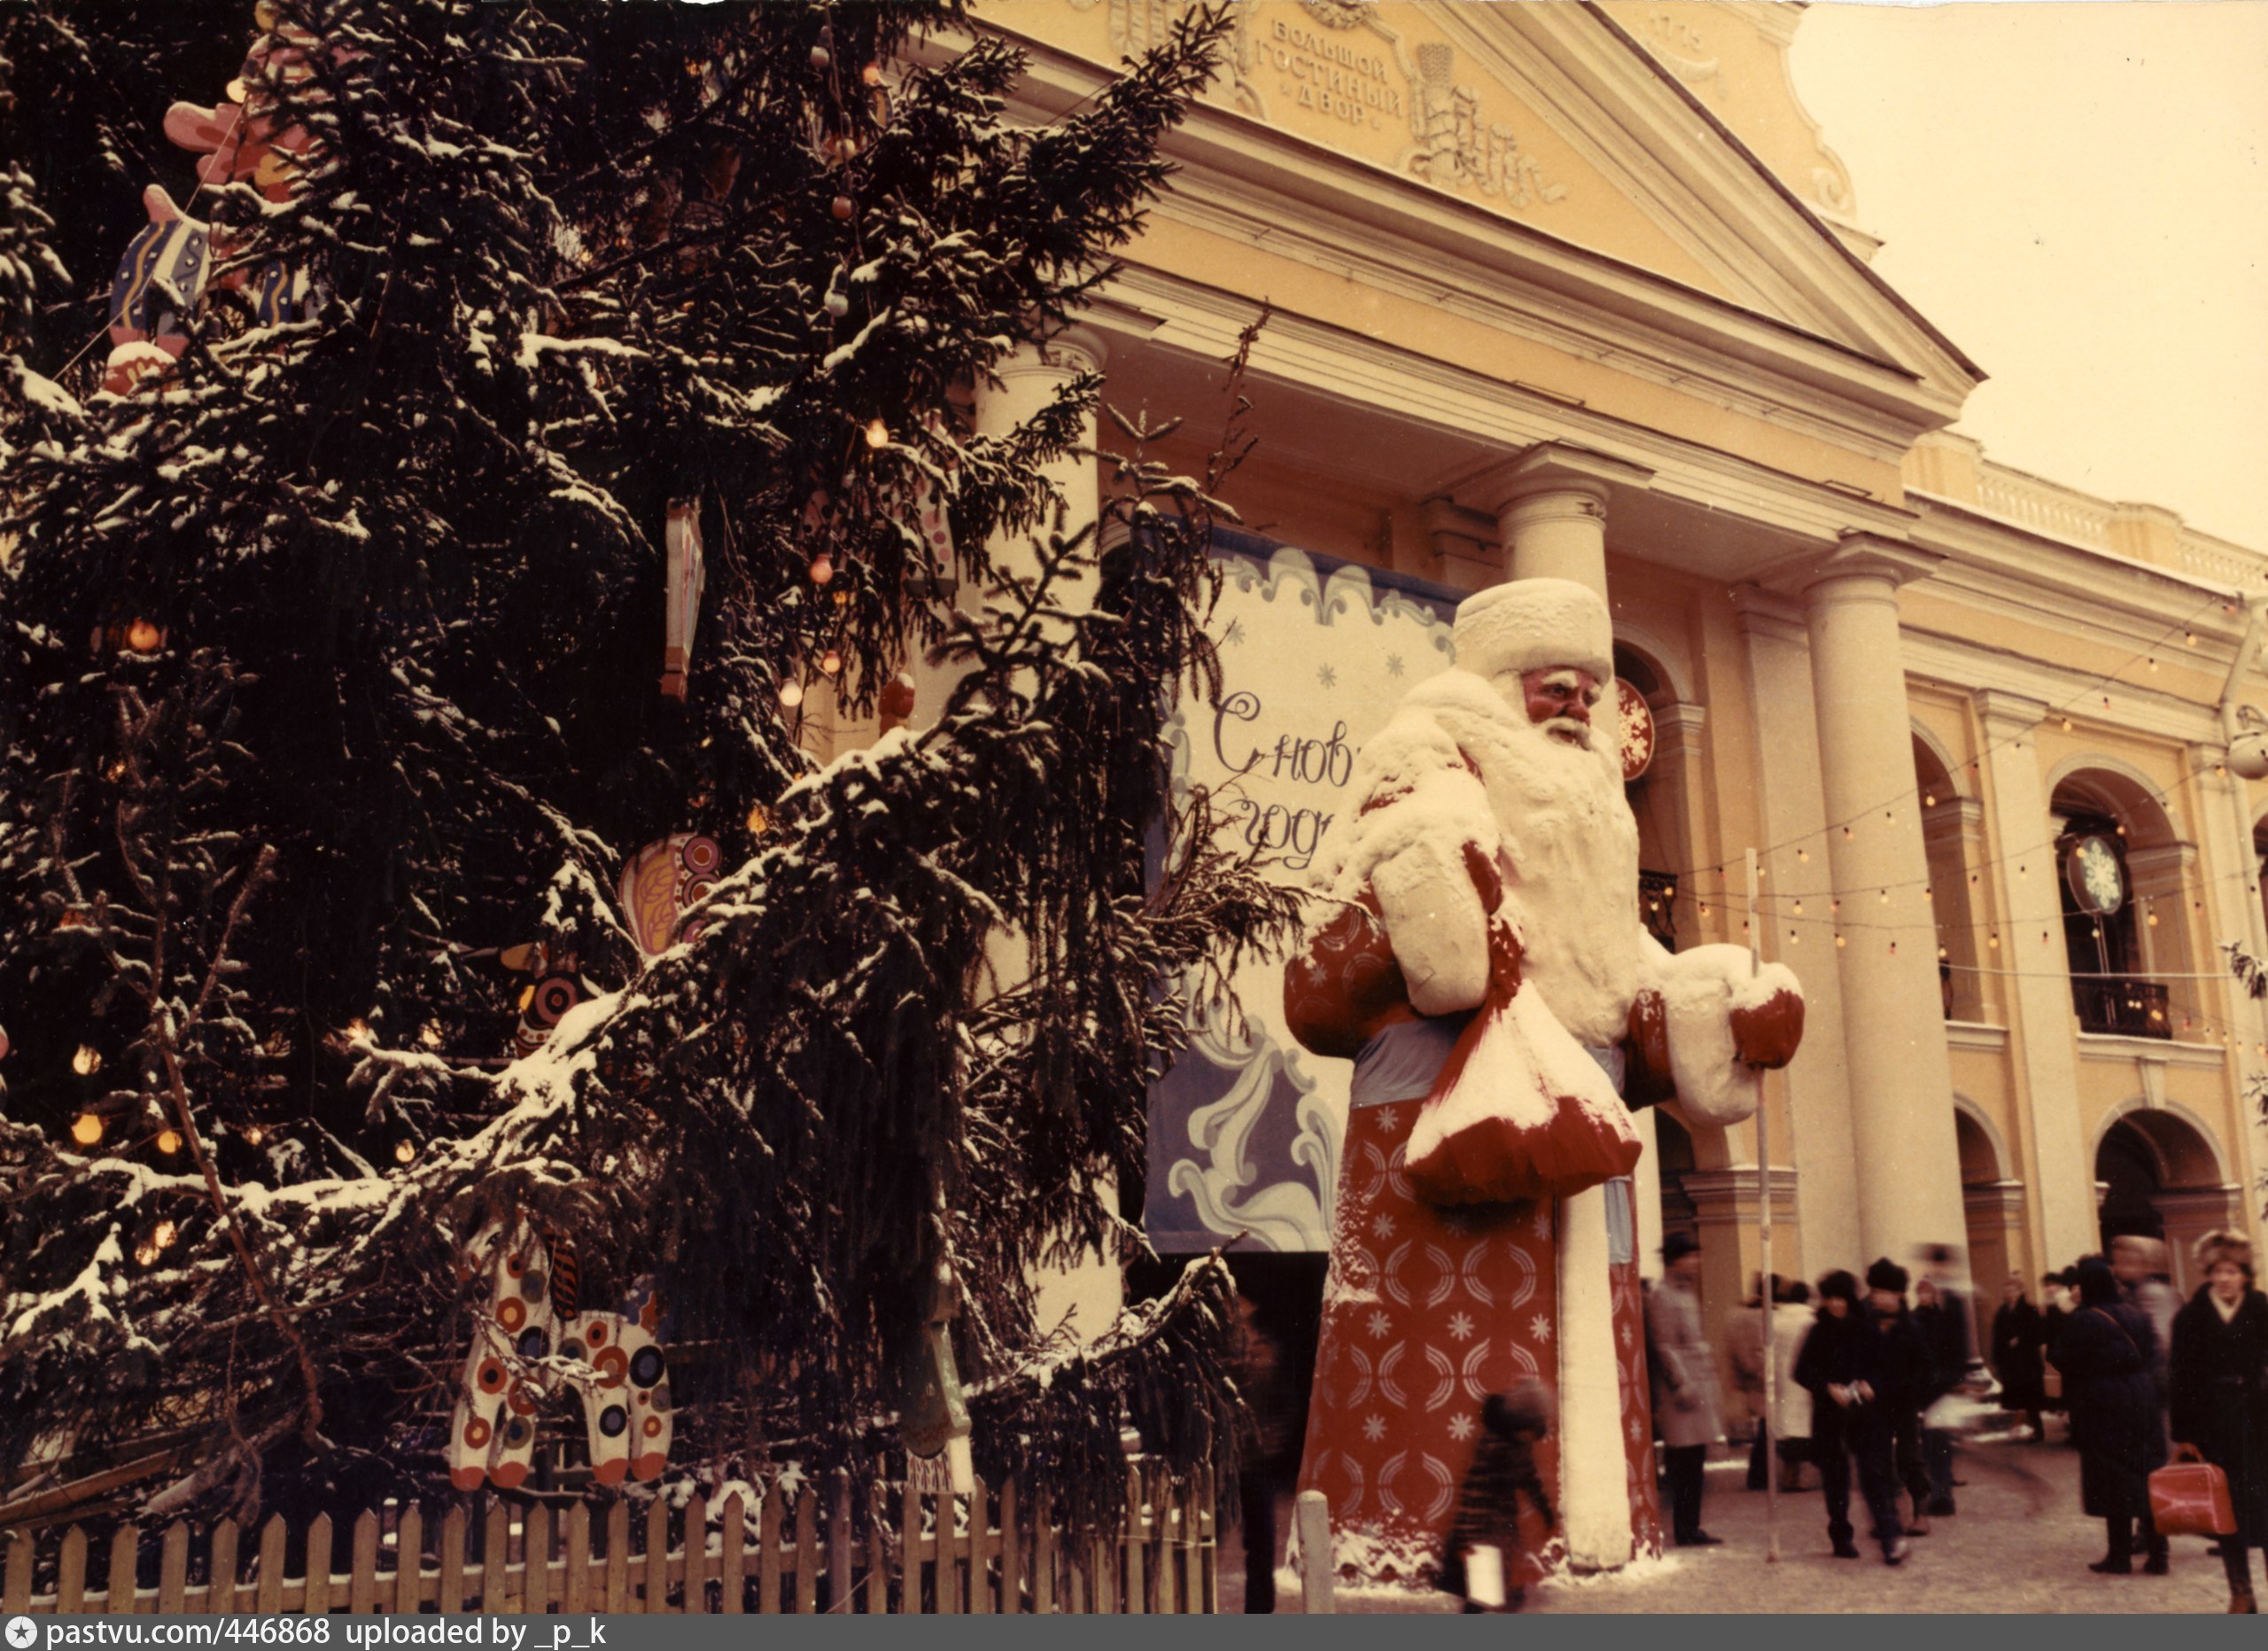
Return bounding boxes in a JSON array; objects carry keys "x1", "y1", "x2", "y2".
[
  {"x1": 1914, "y1": 1274, "x2": 1969, "y2": 1516},
  {"x1": 1728, "y1": 1276, "x2": 1774, "y2": 1490},
  {"x1": 2054, "y1": 1255, "x2": 2169, "y2": 1574},
  {"x1": 1863, "y1": 1258, "x2": 1937, "y2": 1532},
  {"x1": 2167, "y1": 1231, "x2": 2268, "y2": 1613},
  {"x1": 1992, "y1": 1275, "x2": 2047, "y2": 1440},
  {"x1": 1794, "y1": 1270, "x2": 1907, "y2": 1564},
  {"x1": 1441, "y1": 1382, "x2": 1557, "y2": 1612},
  {"x1": 1648, "y1": 1231, "x2": 1723, "y2": 1546},
  {"x1": 2114, "y1": 1234, "x2": 2180, "y2": 1449},
  {"x1": 2042, "y1": 1270, "x2": 2075, "y2": 1415},
  {"x1": 1774, "y1": 1281, "x2": 1816, "y2": 1490}
]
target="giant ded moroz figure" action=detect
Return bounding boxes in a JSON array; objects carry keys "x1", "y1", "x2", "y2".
[{"x1": 1283, "y1": 576, "x2": 1806, "y2": 1586}]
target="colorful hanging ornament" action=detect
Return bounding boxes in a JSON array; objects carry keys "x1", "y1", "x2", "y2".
[
  {"x1": 447, "y1": 1219, "x2": 674, "y2": 1492},
  {"x1": 619, "y1": 833, "x2": 722, "y2": 957},
  {"x1": 659, "y1": 500, "x2": 707, "y2": 703},
  {"x1": 878, "y1": 673, "x2": 917, "y2": 736},
  {"x1": 809, "y1": 551, "x2": 835, "y2": 586},
  {"x1": 899, "y1": 1264, "x2": 974, "y2": 1495}
]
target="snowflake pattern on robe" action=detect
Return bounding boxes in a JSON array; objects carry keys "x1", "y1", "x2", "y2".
[{"x1": 1296, "y1": 1101, "x2": 1663, "y2": 1590}]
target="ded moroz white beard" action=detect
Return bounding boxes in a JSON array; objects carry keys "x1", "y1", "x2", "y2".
[{"x1": 1431, "y1": 674, "x2": 1644, "y2": 1047}]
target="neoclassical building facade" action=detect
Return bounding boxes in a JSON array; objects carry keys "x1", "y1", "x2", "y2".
[{"x1": 860, "y1": 0, "x2": 2268, "y2": 1359}]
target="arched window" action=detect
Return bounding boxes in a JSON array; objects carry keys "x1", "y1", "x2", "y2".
[{"x1": 2049, "y1": 771, "x2": 2181, "y2": 1040}]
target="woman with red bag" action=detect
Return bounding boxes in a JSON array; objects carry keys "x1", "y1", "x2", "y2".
[{"x1": 2168, "y1": 1231, "x2": 2268, "y2": 1613}]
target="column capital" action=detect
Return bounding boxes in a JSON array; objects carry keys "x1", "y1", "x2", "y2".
[
  {"x1": 1765, "y1": 532, "x2": 1946, "y2": 598},
  {"x1": 991, "y1": 325, "x2": 1109, "y2": 387},
  {"x1": 1974, "y1": 688, "x2": 2050, "y2": 742},
  {"x1": 1463, "y1": 440, "x2": 1655, "y2": 517}
]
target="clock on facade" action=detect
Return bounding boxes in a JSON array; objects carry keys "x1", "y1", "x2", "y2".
[{"x1": 2066, "y1": 833, "x2": 2126, "y2": 916}]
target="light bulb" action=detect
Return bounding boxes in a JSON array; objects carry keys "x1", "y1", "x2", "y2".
[
  {"x1": 2062, "y1": 718, "x2": 2073, "y2": 733},
  {"x1": 395, "y1": 1140, "x2": 416, "y2": 1164},
  {"x1": 1835, "y1": 933, "x2": 1846, "y2": 948},
  {"x1": 862, "y1": 63, "x2": 883, "y2": 87},
  {"x1": 810, "y1": 553, "x2": 835, "y2": 587},
  {"x1": 781, "y1": 681, "x2": 805, "y2": 708},
  {"x1": 1798, "y1": 848, "x2": 1809, "y2": 863},
  {"x1": 127, "y1": 618, "x2": 164, "y2": 653},
  {"x1": 2186, "y1": 631, "x2": 2198, "y2": 646},
  {"x1": 421, "y1": 1022, "x2": 444, "y2": 1048},
  {"x1": 157, "y1": 1128, "x2": 182, "y2": 1156},
  {"x1": 747, "y1": 803, "x2": 771, "y2": 834},
  {"x1": 73, "y1": 1044, "x2": 101, "y2": 1075},
  {"x1": 1989, "y1": 933, "x2": 2000, "y2": 949},
  {"x1": 153, "y1": 1219, "x2": 176, "y2": 1251},
  {"x1": 72, "y1": 1112, "x2": 103, "y2": 1147},
  {"x1": 864, "y1": 418, "x2": 889, "y2": 449},
  {"x1": 1793, "y1": 900, "x2": 1803, "y2": 915},
  {"x1": 245, "y1": 1125, "x2": 265, "y2": 1147},
  {"x1": 345, "y1": 1018, "x2": 370, "y2": 1044}
]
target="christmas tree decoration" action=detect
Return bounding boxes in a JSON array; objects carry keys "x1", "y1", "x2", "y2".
[
  {"x1": 447, "y1": 1219, "x2": 673, "y2": 1492},
  {"x1": 659, "y1": 501, "x2": 706, "y2": 703},
  {"x1": 824, "y1": 289, "x2": 850, "y2": 320},
  {"x1": 899, "y1": 1266, "x2": 973, "y2": 1496},
  {"x1": 0, "y1": 0, "x2": 1257, "y2": 1535},
  {"x1": 619, "y1": 834, "x2": 721, "y2": 958},
  {"x1": 71, "y1": 1044, "x2": 101, "y2": 1076}
]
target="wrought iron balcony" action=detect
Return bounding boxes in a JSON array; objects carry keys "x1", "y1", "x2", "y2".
[{"x1": 2072, "y1": 977, "x2": 2172, "y2": 1040}]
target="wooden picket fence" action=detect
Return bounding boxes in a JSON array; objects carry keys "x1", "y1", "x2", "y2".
[{"x1": 0, "y1": 1462, "x2": 1216, "y2": 1615}]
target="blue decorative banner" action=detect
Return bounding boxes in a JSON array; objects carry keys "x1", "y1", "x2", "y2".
[{"x1": 1146, "y1": 532, "x2": 1461, "y2": 1255}]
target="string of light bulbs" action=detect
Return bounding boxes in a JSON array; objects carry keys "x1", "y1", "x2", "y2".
[{"x1": 1647, "y1": 587, "x2": 2254, "y2": 893}]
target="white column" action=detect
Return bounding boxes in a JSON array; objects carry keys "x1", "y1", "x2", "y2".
[
  {"x1": 1475, "y1": 443, "x2": 1654, "y2": 602},
  {"x1": 1732, "y1": 588, "x2": 1860, "y2": 1277},
  {"x1": 974, "y1": 331, "x2": 1120, "y2": 1343},
  {"x1": 2194, "y1": 746, "x2": 2268, "y2": 1250},
  {"x1": 1976, "y1": 690, "x2": 2099, "y2": 1270},
  {"x1": 1802, "y1": 539, "x2": 1968, "y2": 1266},
  {"x1": 1557, "y1": 1185, "x2": 1628, "y2": 1569},
  {"x1": 972, "y1": 328, "x2": 1107, "y2": 619}
]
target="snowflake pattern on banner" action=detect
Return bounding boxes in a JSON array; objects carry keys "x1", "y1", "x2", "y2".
[{"x1": 1296, "y1": 1100, "x2": 1658, "y2": 1591}]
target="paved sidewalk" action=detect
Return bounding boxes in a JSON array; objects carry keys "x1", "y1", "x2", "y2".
[{"x1": 1227, "y1": 1430, "x2": 2253, "y2": 1613}]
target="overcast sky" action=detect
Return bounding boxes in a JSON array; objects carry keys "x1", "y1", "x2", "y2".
[{"x1": 1791, "y1": 2, "x2": 2268, "y2": 549}]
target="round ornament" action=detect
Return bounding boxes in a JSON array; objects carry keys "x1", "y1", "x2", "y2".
[
  {"x1": 824, "y1": 291, "x2": 850, "y2": 319},
  {"x1": 830, "y1": 195, "x2": 855, "y2": 222},
  {"x1": 2066, "y1": 833, "x2": 2125, "y2": 915},
  {"x1": 1615, "y1": 678, "x2": 1655, "y2": 783}
]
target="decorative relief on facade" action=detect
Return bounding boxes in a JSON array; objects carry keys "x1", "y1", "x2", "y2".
[
  {"x1": 1068, "y1": 2, "x2": 1570, "y2": 215},
  {"x1": 1642, "y1": 9, "x2": 1722, "y2": 102},
  {"x1": 1068, "y1": 0, "x2": 1261, "y2": 113},
  {"x1": 1409, "y1": 42, "x2": 1569, "y2": 209}
]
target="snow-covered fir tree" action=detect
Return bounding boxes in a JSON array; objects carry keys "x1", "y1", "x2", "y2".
[{"x1": 0, "y1": 0, "x2": 1293, "y2": 1532}]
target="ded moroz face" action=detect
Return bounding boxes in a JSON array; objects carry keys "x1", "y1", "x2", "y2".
[{"x1": 1516, "y1": 666, "x2": 1603, "y2": 750}]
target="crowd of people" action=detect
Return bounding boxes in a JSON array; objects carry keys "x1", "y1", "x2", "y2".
[{"x1": 1611, "y1": 1228, "x2": 2268, "y2": 1614}]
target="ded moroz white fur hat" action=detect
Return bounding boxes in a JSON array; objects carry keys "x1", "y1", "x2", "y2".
[{"x1": 1452, "y1": 577, "x2": 1614, "y2": 682}]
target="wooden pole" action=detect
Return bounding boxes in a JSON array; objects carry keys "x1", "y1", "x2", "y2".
[{"x1": 1747, "y1": 848, "x2": 1780, "y2": 1563}]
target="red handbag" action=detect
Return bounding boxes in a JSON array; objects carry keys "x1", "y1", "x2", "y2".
[{"x1": 2148, "y1": 1460, "x2": 2238, "y2": 1537}]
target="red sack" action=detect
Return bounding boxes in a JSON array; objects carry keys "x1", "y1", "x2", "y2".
[
  {"x1": 1404, "y1": 915, "x2": 1640, "y2": 1208},
  {"x1": 2148, "y1": 1460, "x2": 2238, "y2": 1537}
]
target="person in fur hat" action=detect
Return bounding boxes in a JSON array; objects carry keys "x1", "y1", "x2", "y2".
[
  {"x1": 1285, "y1": 577, "x2": 1806, "y2": 1586},
  {"x1": 1863, "y1": 1258, "x2": 1938, "y2": 1533},
  {"x1": 2053, "y1": 1256, "x2": 2169, "y2": 1575},
  {"x1": 2169, "y1": 1231, "x2": 2268, "y2": 1611},
  {"x1": 1795, "y1": 1269, "x2": 1908, "y2": 1562}
]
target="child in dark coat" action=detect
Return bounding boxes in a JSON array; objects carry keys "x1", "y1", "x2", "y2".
[{"x1": 1441, "y1": 1380, "x2": 1557, "y2": 1612}]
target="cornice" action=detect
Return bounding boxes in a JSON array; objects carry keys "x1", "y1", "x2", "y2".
[
  {"x1": 1460, "y1": 441, "x2": 1657, "y2": 516},
  {"x1": 1099, "y1": 263, "x2": 1922, "y2": 554},
  {"x1": 957, "y1": 18, "x2": 1973, "y2": 454},
  {"x1": 1902, "y1": 633, "x2": 2223, "y2": 747},
  {"x1": 1754, "y1": 531, "x2": 1945, "y2": 596}
]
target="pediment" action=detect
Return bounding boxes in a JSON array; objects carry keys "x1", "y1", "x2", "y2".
[{"x1": 1001, "y1": 0, "x2": 1977, "y2": 403}]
